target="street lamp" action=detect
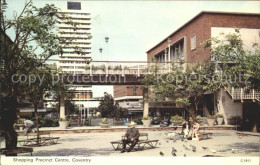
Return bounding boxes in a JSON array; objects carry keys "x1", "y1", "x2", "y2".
[
  {"x1": 105, "y1": 36, "x2": 109, "y2": 61},
  {"x1": 167, "y1": 38, "x2": 171, "y2": 62},
  {"x1": 99, "y1": 48, "x2": 103, "y2": 61}
]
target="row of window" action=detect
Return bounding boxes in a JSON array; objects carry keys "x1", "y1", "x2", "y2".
[
  {"x1": 60, "y1": 12, "x2": 90, "y2": 16},
  {"x1": 58, "y1": 22, "x2": 90, "y2": 26},
  {"x1": 60, "y1": 32, "x2": 91, "y2": 35},
  {"x1": 63, "y1": 47, "x2": 91, "y2": 50},
  {"x1": 155, "y1": 34, "x2": 196, "y2": 62},
  {"x1": 60, "y1": 61, "x2": 87, "y2": 64},
  {"x1": 60, "y1": 57, "x2": 90, "y2": 59},
  {"x1": 60, "y1": 66, "x2": 85, "y2": 69},
  {"x1": 60, "y1": 37, "x2": 90, "y2": 40},
  {"x1": 65, "y1": 43, "x2": 91, "y2": 45},
  {"x1": 59, "y1": 27, "x2": 91, "y2": 30},
  {"x1": 62, "y1": 52, "x2": 90, "y2": 55},
  {"x1": 70, "y1": 18, "x2": 91, "y2": 21}
]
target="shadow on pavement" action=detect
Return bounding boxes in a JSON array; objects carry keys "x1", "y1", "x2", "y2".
[
  {"x1": 218, "y1": 142, "x2": 259, "y2": 154},
  {"x1": 33, "y1": 147, "x2": 118, "y2": 156}
]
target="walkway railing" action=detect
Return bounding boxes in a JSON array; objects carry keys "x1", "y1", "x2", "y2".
[
  {"x1": 47, "y1": 60, "x2": 177, "y2": 76},
  {"x1": 225, "y1": 86, "x2": 260, "y2": 102}
]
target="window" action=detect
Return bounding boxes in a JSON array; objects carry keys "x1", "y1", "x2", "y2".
[
  {"x1": 191, "y1": 35, "x2": 196, "y2": 50},
  {"x1": 67, "y1": 2, "x2": 81, "y2": 10}
]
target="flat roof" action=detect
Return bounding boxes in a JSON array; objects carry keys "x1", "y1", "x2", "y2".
[{"x1": 146, "y1": 11, "x2": 260, "y2": 53}]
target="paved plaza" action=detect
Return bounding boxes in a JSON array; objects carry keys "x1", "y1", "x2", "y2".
[{"x1": 2, "y1": 129, "x2": 259, "y2": 157}]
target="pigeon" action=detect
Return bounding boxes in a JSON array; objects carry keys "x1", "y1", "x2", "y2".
[
  {"x1": 183, "y1": 144, "x2": 189, "y2": 150},
  {"x1": 159, "y1": 151, "x2": 164, "y2": 156},
  {"x1": 172, "y1": 147, "x2": 177, "y2": 153},
  {"x1": 210, "y1": 149, "x2": 216, "y2": 153},
  {"x1": 190, "y1": 145, "x2": 196, "y2": 152},
  {"x1": 202, "y1": 147, "x2": 208, "y2": 150},
  {"x1": 172, "y1": 153, "x2": 177, "y2": 156}
]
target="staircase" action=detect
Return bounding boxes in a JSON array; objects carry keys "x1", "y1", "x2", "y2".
[{"x1": 224, "y1": 86, "x2": 260, "y2": 102}]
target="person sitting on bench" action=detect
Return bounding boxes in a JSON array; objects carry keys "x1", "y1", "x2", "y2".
[
  {"x1": 182, "y1": 120, "x2": 191, "y2": 139},
  {"x1": 192, "y1": 121, "x2": 200, "y2": 138},
  {"x1": 121, "y1": 121, "x2": 140, "y2": 153}
]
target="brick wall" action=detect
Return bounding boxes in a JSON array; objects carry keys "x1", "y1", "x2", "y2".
[
  {"x1": 114, "y1": 85, "x2": 143, "y2": 98},
  {"x1": 147, "y1": 12, "x2": 260, "y2": 63}
]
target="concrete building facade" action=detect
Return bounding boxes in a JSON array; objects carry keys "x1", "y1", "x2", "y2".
[{"x1": 114, "y1": 85, "x2": 143, "y2": 117}]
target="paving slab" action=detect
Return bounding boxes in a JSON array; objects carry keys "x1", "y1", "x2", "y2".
[{"x1": 2, "y1": 130, "x2": 259, "y2": 157}]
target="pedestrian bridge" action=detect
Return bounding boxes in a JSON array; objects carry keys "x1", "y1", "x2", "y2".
[{"x1": 48, "y1": 61, "x2": 174, "y2": 85}]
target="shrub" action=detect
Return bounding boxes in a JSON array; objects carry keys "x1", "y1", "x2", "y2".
[
  {"x1": 207, "y1": 115, "x2": 216, "y2": 119},
  {"x1": 196, "y1": 115, "x2": 203, "y2": 121},
  {"x1": 228, "y1": 116, "x2": 242, "y2": 125},
  {"x1": 84, "y1": 118, "x2": 90, "y2": 126},
  {"x1": 171, "y1": 115, "x2": 184, "y2": 121},
  {"x1": 17, "y1": 118, "x2": 26, "y2": 124},
  {"x1": 142, "y1": 116, "x2": 152, "y2": 120},
  {"x1": 100, "y1": 118, "x2": 109, "y2": 124},
  {"x1": 215, "y1": 114, "x2": 224, "y2": 118},
  {"x1": 133, "y1": 117, "x2": 143, "y2": 124}
]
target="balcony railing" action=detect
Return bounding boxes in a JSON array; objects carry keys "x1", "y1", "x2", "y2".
[{"x1": 225, "y1": 86, "x2": 260, "y2": 102}]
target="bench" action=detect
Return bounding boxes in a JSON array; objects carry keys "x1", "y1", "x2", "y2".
[
  {"x1": 200, "y1": 132, "x2": 213, "y2": 139},
  {"x1": 18, "y1": 131, "x2": 60, "y2": 146},
  {"x1": 1, "y1": 147, "x2": 33, "y2": 156},
  {"x1": 111, "y1": 133, "x2": 159, "y2": 151}
]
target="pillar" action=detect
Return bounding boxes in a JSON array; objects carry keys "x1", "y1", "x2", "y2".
[
  {"x1": 60, "y1": 93, "x2": 66, "y2": 119},
  {"x1": 164, "y1": 49, "x2": 167, "y2": 63},
  {"x1": 143, "y1": 87, "x2": 149, "y2": 117}
]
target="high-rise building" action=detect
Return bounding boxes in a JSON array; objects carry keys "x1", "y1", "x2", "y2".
[
  {"x1": 57, "y1": 1, "x2": 91, "y2": 75},
  {"x1": 56, "y1": 2, "x2": 96, "y2": 121}
]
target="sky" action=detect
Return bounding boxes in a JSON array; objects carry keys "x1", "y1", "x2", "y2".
[{"x1": 5, "y1": 0, "x2": 260, "y2": 97}]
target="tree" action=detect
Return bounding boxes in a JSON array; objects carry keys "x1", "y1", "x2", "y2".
[
  {"x1": 142, "y1": 61, "x2": 221, "y2": 121},
  {"x1": 20, "y1": 65, "x2": 68, "y2": 144},
  {"x1": 0, "y1": 0, "x2": 80, "y2": 154},
  {"x1": 206, "y1": 30, "x2": 260, "y2": 132},
  {"x1": 205, "y1": 30, "x2": 260, "y2": 89},
  {"x1": 97, "y1": 92, "x2": 128, "y2": 118}
]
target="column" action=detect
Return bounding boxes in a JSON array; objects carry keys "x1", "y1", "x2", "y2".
[
  {"x1": 168, "y1": 46, "x2": 171, "y2": 62},
  {"x1": 60, "y1": 93, "x2": 66, "y2": 119},
  {"x1": 164, "y1": 49, "x2": 167, "y2": 63},
  {"x1": 143, "y1": 87, "x2": 149, "y2": 117}
]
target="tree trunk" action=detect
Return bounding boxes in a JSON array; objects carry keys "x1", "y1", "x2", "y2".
[
  {"x1": 34, "y1": 103, "x2": 40, "y2": 145},
  {"x1": 4, "y1": 93, "x2": 18, "y2": 156}
]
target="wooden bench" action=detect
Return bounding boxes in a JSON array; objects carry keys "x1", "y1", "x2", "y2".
[
  {"x1": 18, "y1": 131, "x2": 60, "y2": 146},
  {"x1": 200, "y1": 132, "x2": 213, "y2": 139},
  {"x1": 111, "y1": 133, "x2": 159, "y2": 151},
  {"x1": 1, "y1": 147, "x2": 33, "y2": 156}
]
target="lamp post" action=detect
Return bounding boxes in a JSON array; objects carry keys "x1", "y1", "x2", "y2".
[
  {"x1": 105, "y1": 36, "x2": 109, "y2": 61},
  {"x1": 99, "y1": 48, "x2": 103, "y2": 61},
  {"x1": 167, "y1": 38, "x2": 171, "y2": 62}
]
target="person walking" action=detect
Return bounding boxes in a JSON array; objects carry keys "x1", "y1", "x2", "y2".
[
  {"x1": 24, "y1": 119, "x2": 35, "y2": 135},
  {"x1": 121, "y1": 121, "x2": 140, "y2": 153}
]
